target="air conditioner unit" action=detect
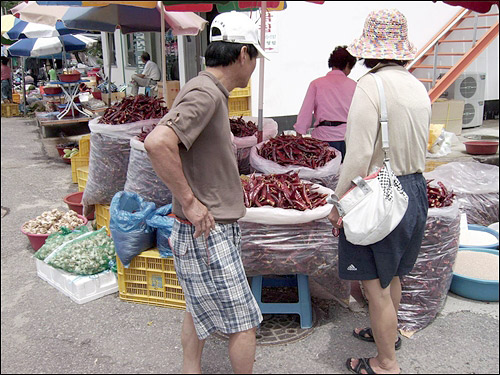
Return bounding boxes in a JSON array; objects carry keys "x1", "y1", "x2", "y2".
[
  {"x1": 444, "y1": 73, "x2": 486, "y2": 102},
  {"x1": 462, "y1": 101, "x2": 485, "y2": 129},
  {"x1": 443, "y1": 73, "x2": 486, "y2": 128}
]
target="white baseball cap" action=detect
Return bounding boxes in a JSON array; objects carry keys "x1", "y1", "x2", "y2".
[{"x1": 210, "y1": 11, "x2": 270, "y2": 60}]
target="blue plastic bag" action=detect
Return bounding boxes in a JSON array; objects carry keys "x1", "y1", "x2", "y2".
[
  {"x1": 110, "y1": 191, "x2": 156, "y2": 268},
  {"x1": 146, "y1": 204, "x2": 175, "y2": 257}
]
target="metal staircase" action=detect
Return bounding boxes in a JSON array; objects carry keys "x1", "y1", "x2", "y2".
[{"x1": 407, "y1": 7, "x2": 499, "y2": 103}]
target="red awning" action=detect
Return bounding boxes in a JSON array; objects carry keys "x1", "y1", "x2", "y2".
[{"x1": 441, "y1": 1, "x2": 499, "y2": 13}]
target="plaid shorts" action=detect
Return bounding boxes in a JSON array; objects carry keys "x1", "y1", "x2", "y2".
[{"x1": 169, "y1": 219, "x2": 263, "y2": 340}]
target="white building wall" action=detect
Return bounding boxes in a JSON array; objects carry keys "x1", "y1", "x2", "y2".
[
  {"x1": 249, "y1": 1, "x2": 498, "y2": 118},
  {"x1": 101, "y1": 30, "x2": 144, "y2": 93}
]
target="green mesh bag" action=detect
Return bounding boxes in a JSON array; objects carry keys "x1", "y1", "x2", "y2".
[
  {"x1": 33, "y1": 226, "x2": 90, "y2": 261},
  {"x1": 44, "y1": 228, "x2": 116, "y2": 275}
]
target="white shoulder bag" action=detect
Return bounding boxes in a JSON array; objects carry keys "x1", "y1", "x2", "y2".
[{"x1": 329, "y1": 74, "x2": 409, "y2": 246}]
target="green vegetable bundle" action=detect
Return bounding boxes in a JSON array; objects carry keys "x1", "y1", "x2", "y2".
[
  {"x1": 44, "y1": 228, "x2": 116, "y2": 275},
  {"x1": 63, "y1": 148, "x2": 79, "y2": 159}
]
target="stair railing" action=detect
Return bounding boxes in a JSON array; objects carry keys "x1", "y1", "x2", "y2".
[{"x1": 406, "y1": 8, "x2": 469, "y2": 71}]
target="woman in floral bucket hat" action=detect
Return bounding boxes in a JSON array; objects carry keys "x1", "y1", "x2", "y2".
[{"x1": 327, "y1": 9, "x2": 431, "y2": 374}]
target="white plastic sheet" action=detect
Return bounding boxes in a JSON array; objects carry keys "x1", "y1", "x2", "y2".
[
  {"x1": 239, "y1": 182, "x2": 334, "y2": 225},
  {"x1": 424, "y1": 161, "x2": 499, "y2": 226}
]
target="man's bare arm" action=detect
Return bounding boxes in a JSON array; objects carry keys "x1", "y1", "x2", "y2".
[{"x1": 144, "y1": 125, "x2": 215, "y2": 238}]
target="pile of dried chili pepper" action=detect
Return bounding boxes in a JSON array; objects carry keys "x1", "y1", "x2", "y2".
[
  {"x1": 230, "y1": 116, "x2": 257, "y2": 137},
  {"x1": 258, "y1": 134, "x2": 336, "y2": 169},
  {"x1": 241, "y1": 172, "x2": 328, "y2": 211},
  {"x1": 98, "y1": 95, "x2": 169, "y2": 125},
  {"x1": 137, "y1": 124, "x2": 157, "y2": 143},
  {"x1": 426, "y1": 179, "x2": 455, "y2": 208}
]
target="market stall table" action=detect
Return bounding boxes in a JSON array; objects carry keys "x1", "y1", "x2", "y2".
[
  {"x1": 51, "y1": 79, "x2": 90, "y2": 120},
  {"x1": 35, "y1": 111, "x2": 91, "y2": 138}
]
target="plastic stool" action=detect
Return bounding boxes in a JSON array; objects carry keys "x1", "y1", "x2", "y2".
[{"x1": 251, "y1": 274, "x2": 313, "y2": 329}]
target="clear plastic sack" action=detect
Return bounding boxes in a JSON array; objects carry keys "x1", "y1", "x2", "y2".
[
  {"x1": 110, "y1": 191, "x2": 157, "y2": 268},
  {"x1": 146, "y1": 204, "x2": 175, "y2": 258},
  {"x1": 124, "y1": 138, "x2": 173, "y2": 207},
  {"x1": 239, "y1": 217, "x2": 351, "y2": 305},
  {"x1": 83, "y1": 118, "x2": 158, "y2": 214},
  {"x1": 232, "y1": 116, "x2": 278, "y2": 175},
  {"x1": 44, "y1": 228, "x2": 116, "y2": 275},
  {"x1": 398, "y1": 200, "x2": 461, "y2": 333},
  {"x1": 83, "y1": 132, "x2": 130, "y2": 214},
  {"x1": 425, "y1": 161, "x2": 499, "y2": 226}
]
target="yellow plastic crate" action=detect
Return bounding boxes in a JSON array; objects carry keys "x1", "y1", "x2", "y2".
[
  {"x1": 12, "y1": 93, "x2": 21, "y2": 104},
  {"x1": 229, "y1": 96, "x2": 250, "y2": 113},
  {"x1": 229, "y1": 81, "x2": 251, "y2": 98},
  {"x1": 70, "y1": 152, "x2": 89, "y2": 183},
  {"x1": 1, "y1": 103, "x2": 20, "y2": 117},
  {"x1": 95, "y1": 204, "x2": 110, "y2": 235},
  {"x1": 229, "y1": 110, "x2": 252, "y2": 117},
  {"x1": 77, "y1": 166, "x2": 89, "y2": 192},
  {"x1": 117, "y1": 248, "x2": 186, "y2": 310},
  {"x1": 78, "y1": 135, "x2": 91, "y2": 157}
]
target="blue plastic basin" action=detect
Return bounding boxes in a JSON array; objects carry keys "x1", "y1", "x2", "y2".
[
  {"x1": 459, "y1": 224, "x2": 499, "y2": 250},
  {"x1": 450, "y1": 248, "x2": 499, "y2": 302}
]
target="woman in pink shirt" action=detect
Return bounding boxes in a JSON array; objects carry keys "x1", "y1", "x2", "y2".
[
  {"x1": 1, "y1": 56, "x2": 13, "y2": 103},
  {"x1": 293, "y1": 46, "x2": 357, "y2": 162}
]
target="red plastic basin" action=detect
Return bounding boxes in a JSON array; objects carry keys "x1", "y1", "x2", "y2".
[
  {"x1": 464, "y1": 141, "x2": 499, "y2": 155},
  {"x1": 63, "y1": 191, "x2": 95, "y2": 220},
  {"x1": 58, "y1": 72, "x2": 81, "y2": 82},
  {"x1": 21, "y1": 214, "x2": 88, "y2": 251},
  {"x1": 44, "y1": 86, "x2": 62, "y2": 95}
]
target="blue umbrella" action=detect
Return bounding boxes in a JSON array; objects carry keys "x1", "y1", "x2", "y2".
[
  {"x1": 6, "y1": 20, "x2": 87, "y2": 40},
  {"x1": 7, "y1": 34, "x2": 97, "y2": 57}
]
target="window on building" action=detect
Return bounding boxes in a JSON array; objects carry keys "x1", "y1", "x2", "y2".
[
  {"x1": 107, "y1": 32, "x2": 116, "y2": 66},
  {"x1": 125, "y1": 34, "x2": 137, "y2": 67}
]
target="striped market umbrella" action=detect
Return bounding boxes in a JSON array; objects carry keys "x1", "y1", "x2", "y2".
[
  {"x1": 1, "y1": 15, "x2": 21, "y2": 45},
  {"x1": 7, "y1": 34, "x2": 97, "y2": 57},
  {"x1": 6, "y1": 20, "x2": 87, "y2": 40}
]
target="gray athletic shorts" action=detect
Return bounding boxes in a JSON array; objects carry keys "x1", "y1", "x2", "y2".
[{"x1": 338, "y1": 173, "x2": 429, "y2": 289}]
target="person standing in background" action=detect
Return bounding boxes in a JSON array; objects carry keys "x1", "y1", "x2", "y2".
[
  {"x1": 1, "y1": 56, "x2": 12, "y2": 103},
  {"x1": 47, "y1": 64, "x2": 58, "y2": 82},
  {"x1": 294, "y1": 46, "x2": 357, "y2": 162}
]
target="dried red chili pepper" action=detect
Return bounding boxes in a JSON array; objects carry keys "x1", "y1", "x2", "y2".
[
  {"x1": 230, "y1": 116, "x2": 258, "y2": 137},
  {"x1": 258, "y1": 134, "x2": 336, "y2": 169},
  {"x1": 241, "y1": 172, "x2": 328, "y2": 211},
  {"x1": 98, "y1": 95, "x2": 169, "y2": 125}
]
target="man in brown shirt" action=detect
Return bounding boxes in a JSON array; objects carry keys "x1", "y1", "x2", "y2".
[{"x1": 144, "y1": 11, "x2": 268, "y2": 374}]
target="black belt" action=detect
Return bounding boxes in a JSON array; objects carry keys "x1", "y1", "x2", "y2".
[{"x1": 318, "y1": 121, "x2": 345, "y2": 127}]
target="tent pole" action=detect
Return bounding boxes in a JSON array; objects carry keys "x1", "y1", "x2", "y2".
[
  {"x1": 257, "y1": 1, "x2": 266, "y2": 143},
  {"x1": 108, "y1": 32, "x2": 112, "y2": 106},
  {"x1": 22, "y1": 56, "x2": 26, "y2": 116},
  {"x1": 161, "y1": 3, "x2": 167, "y2": 101},
  {"x1": 119, "y1": 31, "x2": 126, "y2": 95}
]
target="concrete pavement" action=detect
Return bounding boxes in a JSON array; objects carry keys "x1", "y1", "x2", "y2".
[{"x1": 1, "y1": 115, "x2": 498, "y2": 374}]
